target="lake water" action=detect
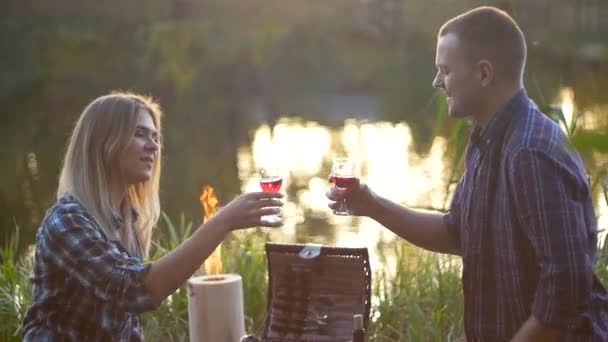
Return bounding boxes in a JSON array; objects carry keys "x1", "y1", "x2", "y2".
[
  {"x1": 234, "y1": 101, "x2": 608, "y2": 271},
  {"x1": 7, "y1": 84, "x2": 607, "y2": 273}
]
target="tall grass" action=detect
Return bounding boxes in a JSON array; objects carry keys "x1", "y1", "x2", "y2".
[
  {"x1": 0, "y1": 226, "x2": 32, "y2": 342},
  {"x1": 0, "y1": 218, "x2": 465, "y2": 341},
  {"x1": 141, "y1": 213, "x2": 193, "y2": 341},
  {"x1": 369, "y1": 240, "x2": 464, "y2": 341},
  {"x1": 3, "y1": 207, "x2": 607, "y2": 341},
  {"x1": 141, "y1": 214, "x2": 272, "y2": 340},
  {"x1": 220, "y1": 229, "x2": 272, "y2": 333}
]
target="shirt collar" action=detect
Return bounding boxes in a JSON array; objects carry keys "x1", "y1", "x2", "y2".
[{"x1": 471, "y1": 88, "x2": 529, "y2": 151}]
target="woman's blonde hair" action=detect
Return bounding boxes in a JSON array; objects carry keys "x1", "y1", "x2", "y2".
[{"x1": 58, "y1": 92, "x2": 162, "y2": 257}]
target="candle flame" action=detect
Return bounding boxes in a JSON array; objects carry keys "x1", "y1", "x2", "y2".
[{"x1": 200, "y1": 185, "x2": 222, "y2": 275}]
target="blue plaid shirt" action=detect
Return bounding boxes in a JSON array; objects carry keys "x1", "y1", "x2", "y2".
[
  {"x1": 22, "y1": 194, "x2": 156, "y2": 341},
  {"x1": 444, "y1": 89, "x2": 608, "y2": 341}
]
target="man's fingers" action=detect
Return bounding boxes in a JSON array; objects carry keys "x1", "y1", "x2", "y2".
[{"x1": 326, "y1": 189, "x2": 343, "y2": 201}]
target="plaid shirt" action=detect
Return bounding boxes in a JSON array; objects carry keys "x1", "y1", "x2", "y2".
[
  {"x1": 444, "y1": 89, "x2": 608, "y2": 341},
  {"x1": 23, "y1": 194, "x2": 155, "y2": 341}
]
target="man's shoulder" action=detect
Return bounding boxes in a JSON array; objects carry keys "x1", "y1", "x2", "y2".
[
  {"x1": 504, "y1": 103, "x2": 569, "y2": 157},
  {"x1": 502, "y1": 104, "x2": 586, "y2": 179}
]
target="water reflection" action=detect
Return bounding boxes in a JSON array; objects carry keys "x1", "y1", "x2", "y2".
[
  {"x1": 238, "y1": 119, "x2": 453, "y2": 270},
  {"x1": 579, "y1": 104, "x2": 608, "y2": 131},
  {"x1": 237, "y1": 110, "x2": 608, "y2": 271}
]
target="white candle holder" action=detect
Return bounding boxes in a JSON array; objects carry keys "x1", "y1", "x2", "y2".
[{"x1": 188, "y1": 274, "x2": 246, "y2": 342}]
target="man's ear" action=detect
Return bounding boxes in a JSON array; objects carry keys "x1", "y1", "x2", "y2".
[{"x1": 478, "y1": 59, "x2": 494, "y2": 87}]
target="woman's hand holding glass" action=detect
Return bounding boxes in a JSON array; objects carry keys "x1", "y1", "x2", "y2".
[
  {"x1": 258, "y1": 167, "x2": 283, "y2": 224},
  {"x1": 215, "y1": 191, "x2": 284, "y2": 230}
]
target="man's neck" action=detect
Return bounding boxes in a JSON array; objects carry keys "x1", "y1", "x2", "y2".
[{"x1": 474, "y1": 83, "x2": 523, "y2": 128}]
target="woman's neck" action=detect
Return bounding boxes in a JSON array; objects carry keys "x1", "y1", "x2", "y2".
[{"x1": 109, "y1": 178, "x2": 128, "y2": 217}]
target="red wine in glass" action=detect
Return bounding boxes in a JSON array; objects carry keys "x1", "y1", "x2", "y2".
[
  {"x1": 259, "y1": 177, "x2": 282, "y2": 192},
  {"x1": 332, "y1": 176, "x2": 358, "y2": 189},
  {"x1": 329, "y1": 158, "x2": 356, "y2": 215},
  {"x1": 258, "y1": 168, "x2": 283, "y2": 223}
]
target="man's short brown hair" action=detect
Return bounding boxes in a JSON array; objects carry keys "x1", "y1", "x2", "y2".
[{"x1": 439, "y1": 6, "x2": 527, "y2": 82}]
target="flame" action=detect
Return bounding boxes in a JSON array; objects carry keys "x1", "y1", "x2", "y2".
[
  {"x1": 200, "y1": 185, "x2": 222, "y2": 275},
  {"x1": 200, "y1": 185, "x2": 218, "y2": 221}
]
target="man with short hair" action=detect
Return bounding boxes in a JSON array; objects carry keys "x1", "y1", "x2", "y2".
[{"x1": 328, "y1": 6, "x2": 608, "y2": 341}]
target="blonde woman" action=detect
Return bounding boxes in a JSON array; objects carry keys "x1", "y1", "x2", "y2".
[{"x1": 22, "y1": 92, "x2": 283, "y2": 341}]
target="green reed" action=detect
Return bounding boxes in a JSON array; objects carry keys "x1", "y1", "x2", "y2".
[
  {"x1": 0, "y1": 225, "x2": 32, "y2": 342},
  {"x1": 3, "y1": 211, "x2": 608, "y2": 341},
  {"x1": 368, "y1": 239, "x2": 464, "y2": 341}
]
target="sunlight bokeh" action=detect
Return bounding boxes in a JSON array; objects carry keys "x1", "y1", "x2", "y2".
[
  {"x1": 238, "y1": 119, "x2": 454, "y2": 270},
  {"x1": 560, "y1": 87, "x2": 575, "y2": 133},
  {"x1": 235, "y1": 86, "x2": 608, "y2": 271}
]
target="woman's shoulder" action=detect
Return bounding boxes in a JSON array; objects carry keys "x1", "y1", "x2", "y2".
[
  {"x1": 42, "y1": 194, "x2": 99, "y2": 235},
  {"x1": 46, "y1": 193, "x2": 88, "y2": 219}
]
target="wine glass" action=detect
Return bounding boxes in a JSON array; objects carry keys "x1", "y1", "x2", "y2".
[
  {"x1": 259, "y1": 167, "x2": 283, "y2": 223},
  {"x1": 329, "y1": 158, "x2": 357, "y2": 216}
]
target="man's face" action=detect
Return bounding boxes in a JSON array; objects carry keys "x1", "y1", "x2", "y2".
[{"x1": 432, "y1": 33, "x2": 481, "y2": 118}]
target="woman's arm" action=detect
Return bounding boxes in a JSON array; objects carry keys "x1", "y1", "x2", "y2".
[{"x1": 143, "y1": 191, "x2": 283, "y2": 306}]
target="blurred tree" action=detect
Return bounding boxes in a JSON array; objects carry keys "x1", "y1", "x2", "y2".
[{"x1": 1, "y1": 0, "x2": 607, "y2": 250}]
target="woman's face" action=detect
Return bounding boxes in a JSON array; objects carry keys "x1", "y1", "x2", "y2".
[{"x1": 119, "y1": 110, "x2": 159, "y2": 185}]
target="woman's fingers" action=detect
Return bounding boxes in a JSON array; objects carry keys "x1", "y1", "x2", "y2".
[
  {"x1": 252, "y1": 191, "x2": 284, "y2": 200},
  {"x1": 259, "y1": 218, "x2": 284, "y2": 227},
  {"x1": 257, "y1": 198, "x2": 284, "y2": 207},
  {"x1": 255, "y1": 207, "x2": 282, "y2": 217}
]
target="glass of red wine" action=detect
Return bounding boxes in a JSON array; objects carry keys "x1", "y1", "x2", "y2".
[
  {"x1": 329, "y1": 158, "x2": 357, "y2": 216},
  {"x1": 259, "y1": 167, "x2": 283, "y2": 223}
]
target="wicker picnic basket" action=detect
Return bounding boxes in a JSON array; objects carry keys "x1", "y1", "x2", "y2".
[{"x1": 249, "y1": 242, "x2": 371, "y2": 342}]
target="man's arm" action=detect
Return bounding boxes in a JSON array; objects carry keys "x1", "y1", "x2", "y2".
[
  {"x1": 510, "y1": 316, "x2": 561, "y2": 342},
  {"x1": 328, "y1": 183, "x2": 460, "y2": 255},
  {"x1": 371, "y1": 195, "x2": 460, "y2": 255},
  {"x1": 509, "y1": 147, "x2": 595, "y2": 338}
]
